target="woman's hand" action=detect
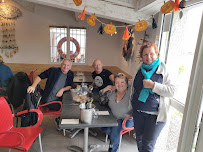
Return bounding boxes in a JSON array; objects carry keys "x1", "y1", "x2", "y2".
[
  {"x1": 56, "y1": 88, "x2": 64, "y2": 97},
  {"x1": 143, "y1": 79, "x2": 155, "y2": 89},
  {"x1": 27, "y1": 86, "x2": 35, "y2": 93}
]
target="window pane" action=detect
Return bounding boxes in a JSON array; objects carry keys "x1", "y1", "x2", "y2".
[
  {"x1": 163, "y1": 6, "x2": 203, "y2": 104},
  {"x1": 50, "y1": 27, "x2": 67, "y2": 62},
  {"x1": 70, "y1": 28, "x2": 86, "y2": 63}
]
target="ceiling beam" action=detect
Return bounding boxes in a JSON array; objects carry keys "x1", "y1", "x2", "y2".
[{"x1": 23, "y1": 0, "x2": 149, "y2": 24}]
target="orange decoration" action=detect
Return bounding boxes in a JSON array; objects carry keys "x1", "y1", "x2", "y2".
[
  {"x1": 122, "y1": 26, "x2": 131, "y2": 40},
  {"x1": 87, "y1": 14, "x2": 97, "y2": 26},
  {"x1": 134, "y1": 20, "x2": 148, "y2": 31},
  {"x1": 160, "y1": 1, "x2": 174, "y2": 14},
  {"x1": 73, "y1": 0, "x2": 82, "y2": 6},
  {"x1": 78, "y1": 7, "x2": 86, "y2": 20},
  {"x1": 104, "y1": 24, "x2": 116, "y2": 34},
  {"x1": 173, "y1": 0, "x2": 180, "y2": 12}
]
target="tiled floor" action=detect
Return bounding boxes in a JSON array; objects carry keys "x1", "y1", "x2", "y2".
[{"x1": 1, "y1": 115, "x2": 138, "y2": 152}]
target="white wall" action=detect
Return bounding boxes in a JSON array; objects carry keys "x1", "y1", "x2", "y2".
[
  {"x1": 1, "y1": 0, "x2": 159, "y2": 76},
  {"x1": 117, "y1": 13, "x2": 159, "y2": 76}
]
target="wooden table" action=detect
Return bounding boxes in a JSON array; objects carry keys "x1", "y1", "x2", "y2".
[{"x1": 59, "y1": 92, "x2": 118, "y2": 152}]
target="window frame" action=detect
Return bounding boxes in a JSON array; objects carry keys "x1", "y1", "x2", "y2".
[{"x1": 49, "y1": 26, "x2": 87, "y2": 65}]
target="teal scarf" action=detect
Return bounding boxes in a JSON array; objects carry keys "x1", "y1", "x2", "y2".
[{"x1": 138, "y1": 57, "x2": 161, "y2": 103}]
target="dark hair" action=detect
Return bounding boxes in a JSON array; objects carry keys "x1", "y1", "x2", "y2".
[
  {"x1": 114, "y1": 73, "x2": 128, "y2": 84},
  {"x1": 139, "y1": 42, "x2": 160, "y2": 58}
]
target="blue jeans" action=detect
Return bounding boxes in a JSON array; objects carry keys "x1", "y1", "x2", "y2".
[
  {"x1": 133, "y1": 110, "x2": 166, "y2": 152},
  {"x1": 100, "y1": 118, "x2": 134, "y2": 152}
]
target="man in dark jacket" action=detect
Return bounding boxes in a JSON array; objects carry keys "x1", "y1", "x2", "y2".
[{"x1": 27, "y1": 59, "x2": 73, "y2": 130}]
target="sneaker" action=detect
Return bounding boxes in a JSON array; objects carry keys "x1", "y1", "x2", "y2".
[{"x1": 55, "y1": 117, "x2": 62, "y2": 131}]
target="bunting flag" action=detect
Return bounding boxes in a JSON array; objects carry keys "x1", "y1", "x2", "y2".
[
  {"x1": 173, "y1": 0, "x2": 180, "y2": 12},
  {"x1": 152, "y1": 16, "x2": 157, "y2": 29},
  {"x1": 78, "y1": 7, "x2": 86, "y2": 20},
  {"x1": 135, "y1": 20, "x2": 148, "y2": 31},
  {"x1": 122, "y1": 26, "x2": 131, "y2": 40},
  {"x1": 104, "y1": 23, "x2": 116, "y2": 35},
  {"x1": 160, "y1": 0, "x2": 174, "y2": 14},
  {"x1": 97, "y1": 24, "x2": 104, "y2": 35},
  {"x1": 87, "y1": 14, "x2": 97, "y2": 26},
  {"x1": 73, "y1": 0, "x2": 82, "y2": 6}
]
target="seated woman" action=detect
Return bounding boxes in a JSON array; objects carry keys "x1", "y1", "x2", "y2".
[{"x1": 100, "y1": 73, "x2": 134, "y2": 152}]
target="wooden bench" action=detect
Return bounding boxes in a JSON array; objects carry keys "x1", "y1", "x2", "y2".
[{"x1": 5, "y1": 63, "x2": 132, "y2": 89}]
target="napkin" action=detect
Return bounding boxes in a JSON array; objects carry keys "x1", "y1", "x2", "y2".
[
  {"x1": 95, "y1": 111, "x2": 110, "y2": 115},
  {"x1": 61, "y1": 119, "x2": 79, "y2": 124}
]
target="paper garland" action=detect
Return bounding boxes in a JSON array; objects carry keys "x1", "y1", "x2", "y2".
[{"x1": 73, "y1": 0, "x2": 82, "y2": 6}]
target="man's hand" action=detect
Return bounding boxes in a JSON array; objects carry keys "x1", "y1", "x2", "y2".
[
  {"x1": 27, "y1": 86, "x2": 35, "y2": 93},
  {"x1": 56, "y1": 88, "x2": 64, "y2": 97},
  {"x1": 143, "y1": 79, "x2": 155, "y2": 89}
]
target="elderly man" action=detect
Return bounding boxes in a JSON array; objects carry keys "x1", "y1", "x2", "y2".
[
  {"x1": 0, "y1": 55, "x2": 13, "y2": 95},
  {"x1": 27, "y1": 59, "x2": 73, "y2": 130},
  {"x1": 92, "y1": 59, "x2": 114, "y2": 92}
]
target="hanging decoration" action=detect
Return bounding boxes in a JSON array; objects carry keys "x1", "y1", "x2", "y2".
[
  {"x1": 104, "y1": 23, "x2": 116, "y2": 35},
  {"x1": 122, "y1": 28, "x2": 134, "y2": 61},
  {"x1": 97, "y1": 24, "x2": 105, "y2": 35},
  {"x1": 97, "y1": 24, "x2": 104, "y2": 35},
  {"x1": 134, "y1": 20, "x2": 148, "y2": 31},
  {"x1": 173, "y1": 0, "x2": 180, "y2": 12},
  {"x1": 57, "y1": 37, "x2": 80, "y2": 60},
  {"x1": 86, "y1": 14, "x2": 97, "y2": 26},
  {"x1": 0, "y1": 4, "x2": 22, "y2": 19},
  {"x1": 78, "y1": 7, "x2": 86, "y2": 20},
  {"x1": 73, "y1": 0, "x2": 82, "y2": 6},
  {"x1": 152, "y1": 16, "x2": 157, "y2": 29},
  {"x1": 122, "y1": 26, "x2": 131, "y2": 40},
  {"x1": 160, "y1": 0, "x2": 174, "y2": 14},
  {"x1": 0, "y1": 4, "x2": 21, "y2": 58},
  {"x1": 0, "y1": 17, "x2": 18, "y2": 58}
]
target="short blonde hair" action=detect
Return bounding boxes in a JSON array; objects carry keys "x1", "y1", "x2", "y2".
[{"x1": 114, "y1": 73, "x2": 128, "y2": 84}]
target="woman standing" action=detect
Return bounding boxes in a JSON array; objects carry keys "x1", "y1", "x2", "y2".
[
  {"x1": 131, "y1": 42, "x2": 176, "y2": 152},
  {"x1": 101, "y1": 73, "x2": 133, "y2": 152}
]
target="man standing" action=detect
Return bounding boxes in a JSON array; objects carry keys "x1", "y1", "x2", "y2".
[
  {"x1": 27, "y1": 59, "x2": 73, "y2": 129},
  {"x1": 92, "y1": 59, "x2": 114, "y2": 92}
]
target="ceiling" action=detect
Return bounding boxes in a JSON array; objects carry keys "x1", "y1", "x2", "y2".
[{"x1": 13, "y1": 0, "x2": 200, "y2": 24}]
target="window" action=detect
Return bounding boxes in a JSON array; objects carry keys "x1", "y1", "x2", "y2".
[
  {"x1": 155, "y1": 5, "x2": 203, "y2": 152},
  {"x1": 161, "y1": 6, "x2": 202, "y2": 104},
  {"x1": 50, "y1": 27, "x2": 86, "y2": 63}
]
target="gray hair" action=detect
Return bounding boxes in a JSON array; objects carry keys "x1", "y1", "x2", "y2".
[{"x1": 61, "y1": 58, "x2": 72, "y2": 65}]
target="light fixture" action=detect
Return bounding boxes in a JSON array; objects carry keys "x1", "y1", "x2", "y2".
[{"x1": 1, "y1": 0, "x2": 5, "y2": 3}]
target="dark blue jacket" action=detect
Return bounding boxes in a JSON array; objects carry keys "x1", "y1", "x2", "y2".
[
  {"x1": 39, "y1": 67, "x2": 74, "y2": 103},
  {"x1": 131, "y1": 69, "x2": 163, "y2": 112}
]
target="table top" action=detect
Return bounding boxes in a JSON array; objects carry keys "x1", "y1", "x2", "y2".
[
  {"x1": 59, "y1": 92, "x2": 118, "y2": 129},
  {"x1": 73, "y1": 75, "x2": 93, "y2": 83}
]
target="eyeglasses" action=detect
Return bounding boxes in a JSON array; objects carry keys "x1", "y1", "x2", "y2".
[{"x1": 115, "y1": 73, "x2": 126, "y2": 78}]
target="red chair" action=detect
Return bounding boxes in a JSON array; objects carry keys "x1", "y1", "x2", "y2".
[
  {"x1": 0, "y1": 88, "x2": 14, "y2": 114},
  {"x1": 38, "y1": 101, "x2": 62, "y2": 116},
  {"x1": 28, "y1": 68, "x2": 37, "y2": 84},
  {"x1": 119, "y1": 116, "x2": 134, "y2": 152},
  {"x1": 0, "y1": 87, "x2": 7, "y2": 99},
  {"x1": 0, "y1": 97, "x2": 43, "y2": 152}
]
